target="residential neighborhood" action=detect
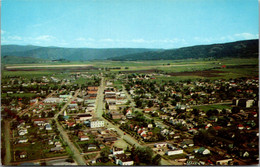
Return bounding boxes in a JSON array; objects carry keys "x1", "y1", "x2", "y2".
[{"x1": 1, "y1": 71, "x2": 259, "y2": 166}]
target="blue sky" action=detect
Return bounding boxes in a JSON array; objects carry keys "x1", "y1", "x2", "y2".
[{"x1": 1, "y1": 0, "x2": 259, "y2": 48}]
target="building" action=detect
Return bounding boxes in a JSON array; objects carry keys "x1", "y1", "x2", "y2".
[
  {"x1": 166, "y1": 149, "x2": 184, "y2": 156},
  {"x1": 79, "y1": 136, "x2": 89, "y2": 141},
  {"x1": 109, "y1": 111, "x2": 124, "y2": 119},
  {"x1": 216, "y1": 159, "x2": 233, "y2": 165},
  {"x1": 90, "y1": 119, "x2": 105, "y2": 128},
  {"x1": 45, "y1": 123, "x2": 52, "y2": 130},
  {"x1": 112, "y1": 147, "x2": 124, "y2": 155},
  {"x1": 233, "y1": 99, "x2": 254, "y2": 108},
  {"x1": 114, "y1": 153, "x2": 134, "y2": 166},
  {"x1": 78, "y1": 114, "x2": 93, "y2": 121},
  {"x1": 43, "y1": 97, "x2": 61, "y2": 103},
  {"x1": 154, "y1": 142, "x2": 168, "y2": 148}
]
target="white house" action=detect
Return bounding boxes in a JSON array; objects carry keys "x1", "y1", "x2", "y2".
[
  {"x1": 194, "y1": 147, "x2": 211, "y2": 155},
  {"x1": 43, "y1": 97, "x2": 61, "y2": 103},
  {"x1": 18, "y1": 138, "x2": 28, "y2": 143},
  {"x1": 166, "y1": 149, "x2": 184, "y2": 156},
  {"x1": 154, "y1": 142, "x2": 168, "y2": 148},
  {"x1": 112, "y1": 147, "x2": 124, "y2": 155},
  {"x1": 18, "y1": 129, "x2": 28, "y2": 136},
  {"x1": 79, "y1": 136, "x2": 89, "y2": 141},
  {"x1": 45, "y1": 123, "x2": 52, "y2": 130},
  {"x1": 115, "y1": 154, "x2": 134, "y2": 166}
]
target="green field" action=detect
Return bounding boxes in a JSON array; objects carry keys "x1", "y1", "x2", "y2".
[
  {"x1": 192, "y1": 104, "x2": 232, "y2": 111},
  {"x1": 2, "y1": 58, "x2": 258, "y2": 82}
]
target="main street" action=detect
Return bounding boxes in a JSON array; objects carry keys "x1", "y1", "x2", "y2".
[{"x1": 95, "y1": 77, "x2": 141, "y2": 147}]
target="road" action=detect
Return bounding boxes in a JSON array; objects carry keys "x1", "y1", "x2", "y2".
[
  {"x1": 95, "y1": 78, "x2": 175, "y2": 165},
  {"x1": 52, "y1": 89, "x2": 87, "y2": 165},
  {"x1": 55, "y1": 119, "x2": 86, "y2": 165},
  {"x1": 3, "y1": 120, "x2": 11, "y2": 165},
  {"x1": 95, "y1": 77, "x2": 141, "y2": 147},
  {"x1": 121, "y1": 84, "x2": 180, "y2": 165},
  {"x1": 54, "y1": 89, "x2": 80, "y2": 119},
  {"x1": 10, "y1": 156, "x2": 69, "y2": 166}
]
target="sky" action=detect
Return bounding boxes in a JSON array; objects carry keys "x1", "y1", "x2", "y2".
[{"x1": 1, "y1": 0, "x2": 259, "y2": 49}]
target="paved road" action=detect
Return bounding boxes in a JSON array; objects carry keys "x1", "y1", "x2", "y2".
[
  {"x1": 10, "y1": 156, "x2": 69, "y2": 166},
  {"x1": 95, "y1": 77, "x2": 141, "y2": 147},
  {"x1": 53, "y1": 89, "x2": 86, "y2": 165},
  {"x1": 55, "y1": 120, "x2": 86, "y2": 165},
  {"x1": 3, "y1": 120, "x2": 11, "y2": 165}
]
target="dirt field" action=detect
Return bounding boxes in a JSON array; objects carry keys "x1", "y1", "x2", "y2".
[
  {"x1": 5, "y1": 66, "x2": 98, "y2": 71},
  {"x1": 168, "y1": 70, "x2": 227, "y2": 77}
]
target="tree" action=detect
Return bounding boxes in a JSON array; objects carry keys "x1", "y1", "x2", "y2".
[
  {"x1": 100, "y1": 147, "x2": 110, "y2": 163},
  {"x1": 148, "y1": 100, "x2": 153, "y2": 107},
  {"x1": 105, "y1": 102, "x2": 109, "y2": 110},
  {"x1": 58, "y1": 115, "x2": 64, "y2": 121},
  {"x1": 152, "y1": 154, "x2": 161, "y2": 165}
]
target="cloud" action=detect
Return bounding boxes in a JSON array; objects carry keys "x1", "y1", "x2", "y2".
[
  {"x1": 100, "y1": 38, "x2": 114, "y2": 42},
  {"x1": 1, "y1": 30, "x2": 5, "y2": 35},
  {"x1": 234, "y1": 33, "x2": 258, "y2": 40},
  {"x1": 35, "y1": 35, "x2": 55, "y2": 41},
  {"x1": 75, "y1": 37, "x2": 86, "y2": 41},
  {"x1": 8, "y1": 36, "x2": 22, "y2": 40}
]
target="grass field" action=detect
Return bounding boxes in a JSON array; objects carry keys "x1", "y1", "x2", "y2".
[
  {"x1": 2, "y1": 58, "x2": 258, "y2": 82},
  {"x1": 192, "y1": 104, "x2": 232, "y2": 111}
]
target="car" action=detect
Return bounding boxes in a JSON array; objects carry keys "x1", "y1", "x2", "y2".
[{"x1": 124, "y1": 133, "x2": 126, "y2": 135}]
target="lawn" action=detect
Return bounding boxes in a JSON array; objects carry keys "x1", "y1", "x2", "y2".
[{"x1": 192, "y1": 104, "x2": 232, "y2": 111}]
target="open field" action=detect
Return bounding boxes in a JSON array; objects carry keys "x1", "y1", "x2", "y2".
[{"x1": 2, "y1": 58, "x2": 258, "y2": 82}]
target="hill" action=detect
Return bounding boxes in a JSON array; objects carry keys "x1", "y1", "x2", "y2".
[
  {"x1": 1, "y1": 45, "x2": 159, "y2": 63},
  {"x1": 108, "y1": 39, "x2": 259, "y2": 61}
]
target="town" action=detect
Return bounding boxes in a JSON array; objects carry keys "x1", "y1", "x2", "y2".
[{"x1": 1, "y1": 69, "x2": 259, "y2": 166}]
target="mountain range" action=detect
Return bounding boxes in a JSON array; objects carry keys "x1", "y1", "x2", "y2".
[{"x1": 1, "y1": 39, "x2": 258, "y2": 64}]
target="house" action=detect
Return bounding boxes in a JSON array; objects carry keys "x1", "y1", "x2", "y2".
[
  {"x1": 90, "y1": 119, "x2": 104, "y2": 128},
  {"x1": 78, "y1": 114, "x2": 92, "y2": 121},
  {"x1": 166, "y1": 149, "x2": 184, "y2": 156},
  {"x1": 144, "y1": 108, "x2": 152, "y2": 113},
  {"x1": 148, "y1": 124, "x2": 153, "y2": 129},
  {"x1": 112, "y1": 147, "x2": 124, "y2": 155},
  {"x1": 103, "y1": 137, "x2": 117, "y2": 142},
  {"x1": 88, "y1": 144, "x2": 97, "y2": 150},
  {"x1": 216, "y1": 159, "x2": 233, "y2": 165},
  {"x1": 114, "y1": 153, "x2": 134, "y2": 166},
  {"x1": 194, "y1": 147, "x2": 210, "y2": 155},
  {"x1": 109, "y1": 111, "x2": 124, "y2": 119},
  {"x1": 79, "y1": 135, "x2": 89, "y2": 141},
  {"x1": 45, "y1": 123, "x2": 52, "y2": 130},
  {"x1": 186, "y1": 159, "x2": 200, "y2": 165},
  {"x1": 33, "y1": 118, "x2": 47, "y2": 126},
  {"x1": 18, "y1": 129, "x2": 28, "y2": 136},
  {"x1": 154, "y1": 142, "x2": 167, "y2": 148},
  {"x1": 88, "y1": 86, "x2": 98, "y2": 91},
  {"x1": 50, "y1": 146, "x2": 64, "y2": 152},
  {"x1": 18, "y1": 137, "x2": 28, "y2": 143},
  {"x1": 19, "y1": 151, "x2": 27, "y2": 159},
  {"x1": 237, "y1": 124, "x2": 244, "y2": 130},
  {"x1": 43, "y1": 97, "x2": 61, "y2": 103},
  {"x1": 67, "y1": 122, "x2": 76, "y2": 128},
  {"x1": 126, "y1": 110, "x2": 133, "y2": 119},
  {"x1": 181, "y1": 139, "x2": 194, "y2": 147}
]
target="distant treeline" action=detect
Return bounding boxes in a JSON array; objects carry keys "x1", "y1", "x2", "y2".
[{"x1": 108, "y1": 39, "x2": 258, "y2": 61}]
